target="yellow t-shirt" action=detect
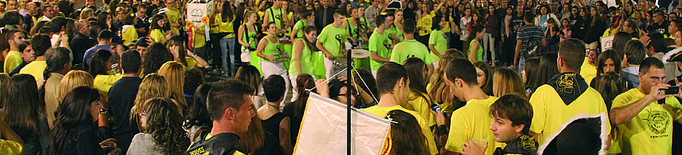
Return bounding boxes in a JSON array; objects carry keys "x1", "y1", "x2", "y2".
[
  {"x1": 3, "y1": 51, "x2": 22, "y2": 73},
  {"x1": 361, "y1": 105, "x2": 438, "y2": 155},
  {"x1": 187, "y1": 133, "x2": 246, "y2": 155},
  {"x1": 611, "y1": 89, "x2": 682, "y2": 155},
  {"x1": 529, "y1": 84, "x2": 611, "y2": 146},
  {"x1": 122, "y1": 25, "x2": 139, "y2": 46},
  {"x1": 417, "y1": 14, "x2": 433, "y2": 36},
  {"x1": 94, "y1": 74, "x2": 123, "y2": 107},
  {"x1": 0, "y1": 139, "x2": 22, "y2": 155},
  {"x1": 444, "y1": 96, "x2": 501, "y2": 155},
  {"x1": 580, "y1": 57, "x2": 597, "y2": 84},
  {"x1": 407, "y1": 92, "x2": 437, "y2": 127},
  {"x1": 192, "y1": 24, "x2": 207, "y2": 48},
  {"x1": 185, "y1": 56, "x2": 198, "y2": 70},
  {"x1": 19, "y1": 60, "x2": 47, "y2": 81},
  {"x1": 149, "y1": 29, "x2": 165, "y2": 43},
  {"x1": 216, "y1": 13, "x2": 236, "y2": 38},
  {"x1": 165, "y1": 8, "x2": 182, "y2": 35}
]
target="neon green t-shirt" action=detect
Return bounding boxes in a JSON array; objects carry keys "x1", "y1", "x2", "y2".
[
  {"x1": 289, "y1": 38, "x2": 313, "y2": 75},
  {"x1": 293, "y1": 20, "x2": 308, "y2": 38},
  {"x1": 429, "y1": 30, "x2": 447, "y2": 63},
  {"x1": 611, "y1": 89, "x2": 682, "y2": 155},
  {"x1": 361, "y1": 105, "x2": 438, "y2": 155},
  {"x1": 444, "y1": 96, "x2": 501, "y2": 154},
  {"x1": 241, "y1": 24, "x2": 259, "y2": 51},
  {"x1": 369, "y1": 28, "x2": 391, "y2": 71},
  {"x1": 529, "y1": 84, "x2": 611, "y2": 146},
  {"x1": 3, "y1": 51, "x2": 21, "y2": 73},
  {"x1": 390, "y1": 39, "x2": 432, "y2": 64},
  {"x1": 19, "y1": 60, "x2": 47, "y2": 81},
  {"x1": 470, "y1": 39, "x2": 483, "y2": 61},
  {"x1": 261, "y1": 37, "x2": 281, "y2": 63},
  {"x1": 317, "y1": 24, "x2": 348, "y2": 57},
  {"x1": 266, "y1": 8, "x2": 285, "y2": 29},
  {"x1": 385, "y1": 24, "x2": 404, "y2": 42}
]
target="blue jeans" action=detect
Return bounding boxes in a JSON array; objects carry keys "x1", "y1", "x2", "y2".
[
  {"x1": 220, "y1": 37, "x2": 237, "y2": 76},
  {"x1": 518, "y1": 56, "x2": 526, "y2": 77}
]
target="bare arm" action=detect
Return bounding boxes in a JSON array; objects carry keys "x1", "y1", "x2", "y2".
[
  {"x1": 290, "y1": 26, "x2": 299, "y2": 39},
  {"x1": 469, "y1": 41, "x2": 479, "y2": 62},
  {"x1": 237, "y1": 25, "x2": 249, "y2": 47},
  {"x1": 316, "y1": 39, "x2": 334, "y2": 59},
  {"x1": 514, "y1": 40, "x2": 522, "y2": 66},
  {"x1": 256, "y1": 38, "x2": 273, "y2": 61},
  {"x1": 189, "y1": 50, "x2": 208, "y2": 68},
  {"x1": 611, "y1": 85, "x2": 667, "y2": 125},
  {"x1": 263, "y1": 12, "x2": 270, "y2": 30},
  {"x1": 371, "y1": 51, "x2": 390, "y2": 62},
  {"x1": 429, "y1": 44, "x2": 441, "y2": 57},
  {"x1": 293, "y1": 39, "x2": 304, "y2": 74},
  {"x1": 279, "y1": 117, "x2": 293, "y2": 155},
  {"x1": 0, "y1": 120, "x2": 23, "y2": 147}
]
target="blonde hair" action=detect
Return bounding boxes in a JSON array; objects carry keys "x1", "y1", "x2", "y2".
[
  {"x1": 80, "y1": 8, "x2": 94, "y2": 20},
  {"x1": 492, "y1": 67, "x2": 526, "y2": 98},
  {"x1": 131, "y1": 73, "x2": 169, "y2": 123},
  {"x1": 157, "y1": 61, "x2": 186, "y2": 112},
  {"x1": 428, "y1": 49, "x2": 465, "y2": 103},
  {"x1": 59, "y1": 70, "x2": 94, "y2": 101}
]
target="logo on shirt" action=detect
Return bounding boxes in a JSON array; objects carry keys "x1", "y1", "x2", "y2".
[
  {"x1": 643, "y1": 109, "x2": 670, "y2": 134},
  {"x1": 556, "y1": 74, "x2": 576, "y2": 94}
]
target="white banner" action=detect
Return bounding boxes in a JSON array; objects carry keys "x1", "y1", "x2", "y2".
[
  {"x1": 293, "y1": 93, "x2": 390, "y2": 155},
  {"x1": 600, "y1": 36, "x2": 614, "y2": 52},
  {"x1": 187, "y1": 1, "x2": 213, "y2": 24}
]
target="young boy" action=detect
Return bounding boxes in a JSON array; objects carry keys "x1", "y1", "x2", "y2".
[{"x1": 461, "y1": 94, "x2": 538, "y2": 155}]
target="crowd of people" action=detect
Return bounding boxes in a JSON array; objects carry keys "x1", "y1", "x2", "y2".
[{"x1": 1, "y1": 0, "x2": 682, "y2": 154}]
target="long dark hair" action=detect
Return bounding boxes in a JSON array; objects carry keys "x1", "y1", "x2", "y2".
[
  {"x1": 465, "y1": 25, "x2": 485, "y2": 52},
  {"x1": 403, "y1": 57, "x2": 433, "y2": 110},
  {"x1": 185, "y1": 84, "x2": 213, "y2": 129},
  {"x1": 143, "y1": 98, "x2": 190, "y2": 155},
  {"x1": 524, "y1": 57, "x2": 541, "y2": 93},
  {"x1": 293, "y1": 74, "x2": 315, "y2": 117},
  {"x1": 235, "y1": 65, "x2": 262, "y2": 95},
  {"x1": 474, "y1": 61, "x2": 493, "y2": 95},
  {"x1": 387, "y1": 110, "x2": 429, "y2": 155},
  {"x1": 432, "y1": 15, "x2": 444, "y2": 31},
  {"x1": 89, "y1": 49, "x2": 112, "y2": 76},
  {"x1": 97, "y1": 12, "x2": 110, "y2": 30},
  {"x1": 143, "y1": 43, "x2": 173, "y2": 76},
  {"x1": 596, "y1": 50, "x2": 622, "y2": 77},
  {"x1": 150, "y1": 14, "x2": 165, "y2": 30},
  {"x1": 3, "y1": 74, "x2": 42, "y2": 139},
  {"x1": 301, "y1": 26, "x2": 317, "y2": 52},
  {"x1": 50, "y1": 86, "x2": 100, "y2": 154},
  {"x1": 535, "y1": 53, "x2": 559, "y2": 93},
  {"x1": 168, "y1": 35, "x2": 188, "y2": 66},
  {"x1": 222, "y1": 1, "x2": 234, "y2": 22}
]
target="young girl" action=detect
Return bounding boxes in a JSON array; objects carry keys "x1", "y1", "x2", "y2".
[
  {"x1": 256, "y1": 22, "x2": 290, "y2": 101},
  {"x1": 290, "y1": 10, "x2": 314, "y2": 39},
  {"x1": 560, "y1": 18, "x2": 572, "y2": 42},
  {"x1": 429, "y1": 16, "x2": 447, "y2": 68},
  {"x1": 417, "y1": 4, "x2": 433, "y2": 45},
  {"x1": 468, "y1": 25, "x2": 485, "y2": 62},
  {"x1": 346, "y1": 7, "x2": 368, "y2": 44},
  {"x1": 459, "y1": 8, "x2": 472, "y2": 44},
  {"x1": 121, "y1": 14, "x2": 138, "y2": 46},
  {"x1": 238, "y1": 11, "x2": 261, "y2": 72},
  {"x1": 289, "y1": 26, "x2": 316, "y2": 102},
  {"x1": 149, "y1": 14, "x2": 171, "y2": 43},
  {"x1": 545, "y1": 18, "x2": 560, "y2": 53}
]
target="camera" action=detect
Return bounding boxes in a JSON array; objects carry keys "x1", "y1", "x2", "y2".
[{"x1": 664, "y1": 86, "x2": 680, "y2": 95}]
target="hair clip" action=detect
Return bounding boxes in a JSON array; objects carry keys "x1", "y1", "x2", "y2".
[{"x1": 386, "y1": 114, "x2": 398, "y2": 124}]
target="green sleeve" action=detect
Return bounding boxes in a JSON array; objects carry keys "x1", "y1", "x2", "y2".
[
  {"x1": 369, "y1": 33, "x2": 380, "y2": 52},
  {"x1": 428, "y1": 31, "x2": 438, "y2": 45},
  {"x1": 390, "y1": 47, "x2": 399, "y2": 63},
  {"x1": 317, "y1": 26, "x2": 328, "y2": 43}
]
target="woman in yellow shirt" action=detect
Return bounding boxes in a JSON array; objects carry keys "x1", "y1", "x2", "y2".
[
  {"x1": 403, "y1": 57, "x2": 437, "y2": 127},
  {"x1": 89, "y1": 50, "x2": 123, "y2": 107},
  {"x1": 216, "y1": 1, "x2": 237, "y2": 76},
  {"x1": 168, "y1": 36, "x2": 207, "y2": 70},
  {"x1": 149, "y1": 15, "x2": 171, "y2": 44},
  {"x1": 416, "y1": 3, "x2": 432, "y2": 45}
]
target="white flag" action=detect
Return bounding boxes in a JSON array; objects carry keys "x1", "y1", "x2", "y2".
[{"x1": 293, "y1": 93, "x2": 390, "y2": 155}]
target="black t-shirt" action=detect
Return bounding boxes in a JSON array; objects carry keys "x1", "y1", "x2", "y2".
[
  {"x1": 646, "y1": 20, "x2": 670, "y2": 35},
  {"x1": 107, "y1": 77, "x2": 142, "y2": 152}
]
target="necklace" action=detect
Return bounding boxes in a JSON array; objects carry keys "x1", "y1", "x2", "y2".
[{"x1": 266, "y1": 103, "x2": 280, "y2": 110}]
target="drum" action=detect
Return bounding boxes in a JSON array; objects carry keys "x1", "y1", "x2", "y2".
[{"x1": 351, "y1": 49, "x2": 370, "y2": 59}]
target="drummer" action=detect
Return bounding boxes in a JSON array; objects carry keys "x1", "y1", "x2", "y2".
[
  {"x1": 316, "y1": 9, "x2": 350, "y2": 79},
  {"x1": 369, "y1": 13, "x2": 397, "y2": 77},
  {"x1": 289, "y1": 26, "x2": 317, "y2": 102}
]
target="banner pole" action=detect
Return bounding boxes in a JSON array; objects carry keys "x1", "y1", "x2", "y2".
[{"x1": 347, "y1": 48, "x2": 352, "y2": 155}]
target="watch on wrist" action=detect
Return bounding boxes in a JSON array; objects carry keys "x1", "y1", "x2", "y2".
[{"x1": 99, "y1": 108, "x2": 108, "y2": 115}]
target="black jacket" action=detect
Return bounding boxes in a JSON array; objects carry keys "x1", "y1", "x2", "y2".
[{"x1": 186, "y1": 132, "x2": 241, "y2": 155}]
